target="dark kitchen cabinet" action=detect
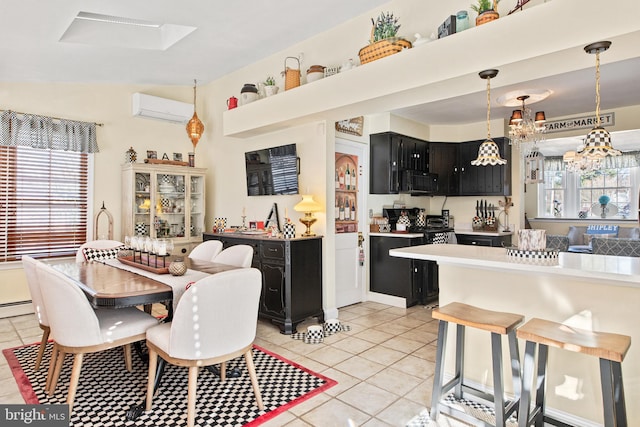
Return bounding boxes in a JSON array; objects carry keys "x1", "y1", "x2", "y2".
[
  {"x1": 370, "y1": 132, "x2": 429, "y2": 194},
  {"x1": 369, "y1": 235, "x2": 438, "y2": 307},
  {"x1": 429, "y1": 142, "x2": 458, "y2": 196},
  {"x1": 459, "y1": 138, "x2": 511, "y2": 196},
  {"x1": 428, "y1": 138, "x2": 511, "y2": 196},
  {"x1": 203, "y1": 233, "x2": 323, "y2": 334}
]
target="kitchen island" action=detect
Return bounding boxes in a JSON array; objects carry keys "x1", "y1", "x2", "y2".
[{"x1": 390, "y1": 244, "x2": 639, "y2": 426}]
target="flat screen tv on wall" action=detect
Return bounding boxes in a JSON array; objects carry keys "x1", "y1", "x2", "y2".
[{"x1": 245, "y1": 143, "x2": 299, "y2": 196}]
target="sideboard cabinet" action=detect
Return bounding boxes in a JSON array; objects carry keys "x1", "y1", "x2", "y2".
[
  {"x1": 203, "y1": 233, "x2": 323, "y2": 334},
  {"x1": 122, "y1": 163, "x2": 206, "y2": 255}
]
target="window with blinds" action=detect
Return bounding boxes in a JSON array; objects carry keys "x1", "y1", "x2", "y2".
[{"x1": 0, "y1": 146, "x2": 88, "y2": 261}]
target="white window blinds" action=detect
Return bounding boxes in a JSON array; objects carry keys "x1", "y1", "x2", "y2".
[{"x1": 0, "y1": 111, "x2": 95, "y2": 261}]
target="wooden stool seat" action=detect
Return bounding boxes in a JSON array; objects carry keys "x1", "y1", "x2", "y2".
[
  {"x1": 430, "y1": 302, "x2": 524, "y2": 427},
  {"x1": 516, "y1": 318, "x2": 630, "y2": 362},
  {"x1": 433, "y1": 302, "x2": 524, "y2": 335},
  {"x1": 517, "y1": 318, "x2": 630, "y2": 427}
]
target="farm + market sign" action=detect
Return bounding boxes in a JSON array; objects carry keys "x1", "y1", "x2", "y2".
[{"x1": 544, "y1": 112, "x2": 615, "y2": 133}]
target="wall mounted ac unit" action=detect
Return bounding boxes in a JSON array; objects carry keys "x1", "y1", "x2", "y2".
[{"x1": 132, "y1": 93, "x2": 193, "y2": 124}]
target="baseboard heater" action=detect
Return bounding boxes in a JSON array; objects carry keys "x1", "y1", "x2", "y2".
[{"x1": 0, "y1": 300, "x2": 33, "y2": 319}]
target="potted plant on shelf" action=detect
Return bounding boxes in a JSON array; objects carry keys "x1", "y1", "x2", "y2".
[
  {"x1": 358, "y1": 11, "x2": 411, "y2": 65},
  {"x1": 471, "y1": 0, "x2": 500, "y2": 26},
  {"x1": 263, "y1": 76, "x2": 278, "y2": 97}
]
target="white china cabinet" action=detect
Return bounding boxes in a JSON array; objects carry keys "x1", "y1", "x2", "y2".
[{"x1": 121, "y1": 163, "x2": 206, "y2": 255}]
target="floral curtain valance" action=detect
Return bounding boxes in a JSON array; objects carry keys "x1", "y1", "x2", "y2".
[
  {"x1": 545, "y1": 151, "x2": 640, "y2": 172},
  {"x1": 0, "y1": 110, "x2": 99, "y2": 153}
]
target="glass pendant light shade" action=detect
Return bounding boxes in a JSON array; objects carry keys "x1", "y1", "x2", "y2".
[
  {"x1": 186, "y1": 79, "x2": 204, "y2": 150},
  {"x1": 472, "y1": 69, "x2": 507, "y2": 166}
]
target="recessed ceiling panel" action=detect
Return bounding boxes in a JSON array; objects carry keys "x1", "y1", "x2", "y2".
[{"x1": 59, "y1": 12, "x2": 196, "y2": 50}]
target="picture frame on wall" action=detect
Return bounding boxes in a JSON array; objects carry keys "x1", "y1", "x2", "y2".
[{"x1": 146, "y1": 150, "x2": 157, "y2": 159}]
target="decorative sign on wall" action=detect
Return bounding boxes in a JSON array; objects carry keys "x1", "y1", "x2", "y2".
[
  {"x1": 544, "y1": 112, "x2": 615, "y2": 133},
  {"x1": 335, "y1": 116, "x2": 364, "y2": 136}
]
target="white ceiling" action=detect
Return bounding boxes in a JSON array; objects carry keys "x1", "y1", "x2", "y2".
[
  {"x1": 1, "y1": 0, "x2": 639, "y2": 153},
  {"x1": 0, "y1": 0, "x2": 386, "y2": 85}
]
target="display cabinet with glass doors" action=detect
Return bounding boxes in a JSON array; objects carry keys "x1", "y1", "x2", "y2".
[{"x1": 121, "y1": 163, "x2": 206, "y2": 255}]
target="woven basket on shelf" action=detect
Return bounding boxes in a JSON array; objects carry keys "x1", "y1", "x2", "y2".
[
  {"x1": 358, "y1": 37, "x2": 412, "y2": 64},
  {"x1": 283, "y1": 56, "x2": 301, "y2": 91}
]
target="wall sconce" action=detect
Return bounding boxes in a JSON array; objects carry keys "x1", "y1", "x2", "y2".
[{"x1": 293, "y1": 194, "x2": 322, "y2": 236}]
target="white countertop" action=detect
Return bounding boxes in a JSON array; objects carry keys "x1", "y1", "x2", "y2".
[{"x1": 389, "y1": 244, "x2": 640, "y2": 287}]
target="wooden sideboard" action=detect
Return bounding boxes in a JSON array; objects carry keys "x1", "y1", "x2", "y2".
[{"x1": 203, "y1": 233, "x2": 323, "y2": 334}]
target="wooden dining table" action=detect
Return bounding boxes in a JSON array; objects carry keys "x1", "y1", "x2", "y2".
[{"x1": 45, "y1": 256, "x2": 239, "y2": 309}]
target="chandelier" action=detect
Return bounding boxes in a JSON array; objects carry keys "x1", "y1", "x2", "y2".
[
  {"x1": 472, "y1": 69, "x2": 507, "y2": 166},
  {"x1": 564, "y1": 41, "x2": 620, "y2": 173},
  {"x1": 508, "y1": 95, "x2": 546, "y2": 148},
  {"x1": 186, "y1": 79, "x2": 204, "y2": 151}
]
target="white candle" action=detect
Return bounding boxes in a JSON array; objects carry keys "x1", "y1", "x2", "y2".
[
  {"x1": 243, "y1": 206, "x2": 246, "y2": 216},
  {"x1": 285, "y1": 207, "x2": 288, "y2": 220}
]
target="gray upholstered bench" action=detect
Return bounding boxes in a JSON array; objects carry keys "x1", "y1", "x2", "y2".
[{"x1": 592, "y1": 237, "x2": 640, "y2": 257}]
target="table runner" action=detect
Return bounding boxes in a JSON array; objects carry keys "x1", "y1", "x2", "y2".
[{"x1": 103, "y1": 258, "x2": 209, "y2": 310}]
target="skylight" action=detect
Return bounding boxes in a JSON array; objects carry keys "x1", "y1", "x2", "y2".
[{"x1": 60, "y1": 11, "x2": 196, "y2": 50}]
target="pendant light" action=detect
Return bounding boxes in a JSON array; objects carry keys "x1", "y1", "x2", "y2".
[
  {"x1": 580, "y1": 41, "x2": 620, "y2": 159},
  {"x1": 186, "y1": 79, "x2": 204, "y2": 151},
  {"x1": 472, "y1": 69, "x2": 507, "y2": 166}
]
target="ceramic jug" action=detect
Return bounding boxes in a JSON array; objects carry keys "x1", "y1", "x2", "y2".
[
  {"x1": 227, "y1": 96, "x2": 238, "y2": 109},
  {"x1": 240, "y1": 83, "x2": 258, "y2": 105}
]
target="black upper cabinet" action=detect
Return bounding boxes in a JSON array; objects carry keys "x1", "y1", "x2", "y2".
[
  {"x1": 427, "y1": 138, "x2": 511, "y2": 196},
  {"x1": 370, "y1": 132, "x2": 429, "y2": 194},
  {"x1": 429, "y1": 142, "x2": 458, "y2": 196}
]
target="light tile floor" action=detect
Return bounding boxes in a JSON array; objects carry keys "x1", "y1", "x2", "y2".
[{"x1": 0, "y1": 302, "x2": 473, "y2": 426}]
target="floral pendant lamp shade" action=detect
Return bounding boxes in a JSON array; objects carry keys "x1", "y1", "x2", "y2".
[
  {"x1": 186, "y1": 79, "x2": 204, "y2": 151},
  {"x1": 472, "y1": 69, "x2": 507, "y2": 166},
  {"x1": 580, "y1": 41, "x2": 620, "y2": 159}
]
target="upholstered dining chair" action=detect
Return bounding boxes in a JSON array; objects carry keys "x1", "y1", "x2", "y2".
[
  {"x1": 145, "y1": 268, "x2": 264, "y2": 427},
  {"x1": 212, "y1": 244, "x2": 254, "y2": 268},
  {"x1": 188, "y1": 240, "x2": 223, "y2": 262},
  {"x1": 75, "y1": 239, "x2": 124, "y2": 262},
  {"x1": 36, "y1": 261, "x2": 158, "y2": 413},
  {"x1": 21, "y1": 255, "x2": 50, "y2": 371}
]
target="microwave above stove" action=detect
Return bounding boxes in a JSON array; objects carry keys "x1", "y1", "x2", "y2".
[{"x1": 399, "y1": 170, "x2": 438, "y2": 195}]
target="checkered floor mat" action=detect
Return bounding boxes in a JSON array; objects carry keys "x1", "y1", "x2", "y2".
[
  {"x1": 405, "y1": 394, "x2": 519, "y2": 426},
  {"x1": 4, "y1": 342, "x2": 336, "y2": 426}
]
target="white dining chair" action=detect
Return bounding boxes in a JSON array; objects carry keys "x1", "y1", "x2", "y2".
[
  {"x1": 145, "y1": 268, "x2": 264, "y2": 427},
  {"x1": 212, "y1": 244, "x2": 253, "y2": 268},
  {"x1": 21, "y1": 255, "x2": 50, "y2": 371},
  {"x1": 36, "y1": 261, "x2": 158, "y2": 414},
  {"x1": 75, "y1": 240, "x2": 124, "y2": 262},
  {"x1": 188, "y1": 240, "x2": 223, "y2": 262}
]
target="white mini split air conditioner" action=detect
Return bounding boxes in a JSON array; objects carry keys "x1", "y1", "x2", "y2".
[{"x1": 132, "y1": 93, "x2": 194, "y2": 124}]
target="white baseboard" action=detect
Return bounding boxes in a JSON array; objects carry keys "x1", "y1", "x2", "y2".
[
  {"x1": 0, "y1": 301, "x2": 33, "y2": 319},
  {"x1": 366, "y1": 291, "x2": 406, "y2": 308}
]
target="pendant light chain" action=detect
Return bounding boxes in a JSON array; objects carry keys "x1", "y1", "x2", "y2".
[
  {"x1": 193, "y1": 79, "x2": 197, "y2": 108},
  {"x1": 594, "y1": 51, "x2": 601, "y2": 127},
  {"x1": 486, "y1": 76, "x2": 491, "y2": 140}
]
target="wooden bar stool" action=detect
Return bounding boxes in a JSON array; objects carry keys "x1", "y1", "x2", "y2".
[
  {"x1": 430, "y1": 302, "x2": 524, "y2": 427},
  {"x1": 517, "y1": 318, "x2": 630, "y2": 427}
]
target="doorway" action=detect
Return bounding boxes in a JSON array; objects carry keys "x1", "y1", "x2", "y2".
[{"x1": 334, "y1": 138, "x2": 367, "y2": 308}]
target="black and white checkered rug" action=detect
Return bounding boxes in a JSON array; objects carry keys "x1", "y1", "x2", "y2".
[{"x1": 4, "y1": 342, "x2": 336, "y2": 426}]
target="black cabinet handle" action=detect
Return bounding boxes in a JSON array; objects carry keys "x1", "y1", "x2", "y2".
[
  {"x1": 268, "y1": 287, "x2": 278, "y2": 292},
  {"x1": 181, "y1": 248, "x2": 187, "y2": 253}
]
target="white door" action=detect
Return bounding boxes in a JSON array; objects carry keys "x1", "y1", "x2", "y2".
[{"x1": 335, "y1": 139, "x2": 366, "y2": 308}]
